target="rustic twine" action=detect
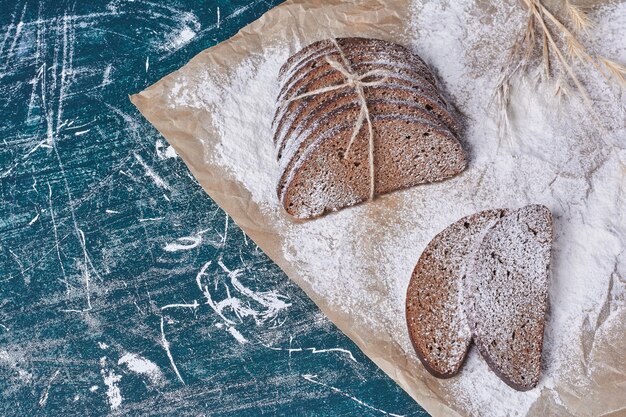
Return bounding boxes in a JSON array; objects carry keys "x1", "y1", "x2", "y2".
[{"x1": 282, "y1": 39, "x2": 396, "y2": 200}]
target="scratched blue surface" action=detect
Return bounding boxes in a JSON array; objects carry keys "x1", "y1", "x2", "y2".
[{"x1": 0, "y1": 0, "x2": 430, "y2": 415}]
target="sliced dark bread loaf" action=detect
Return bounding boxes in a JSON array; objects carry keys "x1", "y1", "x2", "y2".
[
  {"x1": 277, "y1": 100, "x2": 462, "y2": 203},
  {"x1": 274, "y1": 37, "x2": 465, "y2": 219},
  {"x1": 273, "y1": 51, "x2": 448, "y2": 139},
  {"x1": 406, "y1": 209, "x2": 506, "y2": 378},
  {"x1": 465, "y1": 205, "x2": 553, "y2": 391},
  {"x1": 280, "y1": 114, "x2": 466, "y2": 218}
]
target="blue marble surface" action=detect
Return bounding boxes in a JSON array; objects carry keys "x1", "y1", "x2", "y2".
[{"x1": 0, "y1": 0, "x2": 430, "y2": 415}]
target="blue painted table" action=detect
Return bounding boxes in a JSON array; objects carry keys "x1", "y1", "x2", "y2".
[{"x1": 0, "y1": 0, "x2": 430, "y2": 415}]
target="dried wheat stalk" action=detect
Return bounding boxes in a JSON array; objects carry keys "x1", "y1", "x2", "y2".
[{"x1": 493, "y1": 0, "x2": 626, "y2": 137}]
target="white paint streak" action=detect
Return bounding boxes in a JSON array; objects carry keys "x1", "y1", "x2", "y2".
[
  {"x1": 138, "y1": 217, "x2": 164, "y2": 222},
  {"x1": 134, "y1": 153, "x2": 171, "y2": 190},
  {"x1": 163, "y1": 235, "x2": 201, "y2": 252},
  {"x1": 261, "y1": 343, "x2": 357, "y2": 363},
  {"x1": 230, "y1": 3, "x2": 255, "y2": 19},
  {"x1": 1, "y1": 4, "x2": 27, "y2": 74},
  {"x1": 38, "y1": 369, "x2": 60, "y2": 407},
  {"x1": 161, "y1": 300, "x2": 199, "y2": 310},
  {"x1": 55, "y1": 13, "x2": 73, "y2": 135},
  {"x1": 302, "y1": 374, "x2": 405, "y2": 417},
  {"x1": 194, "y1": 257, "x2": 292, "y2": 345},
  {"x1": 8, "y1": 249, "x2": 28, "y2": 285},
  {"x1": 218, "y1": 259, "x2": 291, "y2": 324},
  {"x1": 221, "y1": 215, "x2": 229, "y2": 246},
  {"x1": 155, "y1": 139, "x2": 177, "y2": 159},
  {"x1": 47, "y1": 182, "x2": 68, "y2": 294},
  {"x1": 162, "y1": 27, "x2": 195, "y2": 51},
  {"x1": 227, "y1": 327, "x2": 247, "y2": 344},
  {"x1": 309, "y1": 348, "x2": 357, "y2": 362},
  {"x1": 102, "y1": 64, "x2": 112, "y2": 86},
  {"x1": 195, "y1": 261, "x2": 247, "y2": 344},
  {"x1": 102, "y1": 370, "x2": 122, "y2": 410},
  {"x1": 118, "y1": 353, "x2": 164, "y2": 385},
  {"x1": 77, "y1": 228, "x2": 93, "y2": 311},
  {"x1": 160, "y1": 317, "x2": 185, "y2": 385},
  {"x1": 28, "y1": 212, "x2": 40, "y2": 225},
  {"x1": 196, "y1": 261, "x2": 229, "y2": 322}
]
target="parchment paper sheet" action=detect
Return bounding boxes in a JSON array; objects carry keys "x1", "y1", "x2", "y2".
[{"x1": 130, "y1": 1, "x2": 626, "y2": 415}]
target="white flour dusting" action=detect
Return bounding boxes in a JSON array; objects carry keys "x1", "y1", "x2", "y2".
[
  {"x1": 118, "y1": 352, "x2": 165, "y2": 386},
  {"x1": 165, "y1": 1, "x2": 626, "y2": 416},
  {"x1": 100, "y1": 357, "x2": 123, "y2": 411},
  {"x1": 169, "y1": 51, "x2": 286, "y2": 205}
]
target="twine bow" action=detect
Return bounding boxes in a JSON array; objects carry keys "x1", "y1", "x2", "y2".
[{"x1": 282, "y1": 39, "x2": 396, "y2": 200}]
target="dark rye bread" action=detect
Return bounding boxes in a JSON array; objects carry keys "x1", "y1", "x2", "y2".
[
  {"x1": 465, "y1": 205, "x2": 553, "y2": 391},
  {"x1": 406, "y1": 209, "x2": 506, "y2": 378},
  {"x1": 279, "y1": 38, "x2": 437, "y2": 86},
  {"x1": 275, "y1": 90, "x2": 449, "y2": 162},
  {"x1": 275, "y1": 57, "x2": 446, "y2": 124},
  {"x1": 274, "y1": 68, "x2": 454, "y2": 147},
  {"x1": 273, "y1": 50, "x2": 449, "y2": 139},
  {"x1": 274, "y1": 80, "x2": 458, "y2": 162},
  {"x1": 279, "y1": 38, "x2": 434, "y2": 82},
  {"x1": 277, "y1": 51, "x2": 442, "y2": 106},
  {"x1": 277, "y1": 100, "x2": 462, "y2": 205},
  {"x1": 274, "y1": 37, "x2": 465, "y2": 218},
  {"x1": 280, "y1": 114, "x2": 466, "y2": 218},
  {"x1": 273, "y1": 63, "x2": 449, "y2": 147},
  {"x1": 276, "y1": 83, "x2": 462, "y2": 169}
]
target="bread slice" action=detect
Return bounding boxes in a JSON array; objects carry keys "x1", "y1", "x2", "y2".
[
  {"x1": 279, "y1": 38, "x2": 437, "y2": 86},
  {"x1": 280, "y1": 113, "x2": 466, "y2": 218},
  {"x1": 406, "y1": 209, "x2": 506, "y2": 378},
  {"x1": 275, "y1": 91, "x2": 450, "y2": 162},
  {"x1": 273, "y1": 63, "x2": 449, "y2": 147},
  {"x1": 278, "y1": 54, "x2": 443, "y2": 107},
  {"x1": 274, "y1": 81, "x2": 459, "y2": 164},
  {"x1": 277, "y1": 100, "x2": 463, "y2": 206},
  {"x1": 465, "y1": 205, "x2": 553, "y2": 391}
]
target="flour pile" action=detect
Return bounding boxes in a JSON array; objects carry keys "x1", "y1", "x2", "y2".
[{"x1": 165, "y1": 1, "x2": 625, "y2": 416}]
